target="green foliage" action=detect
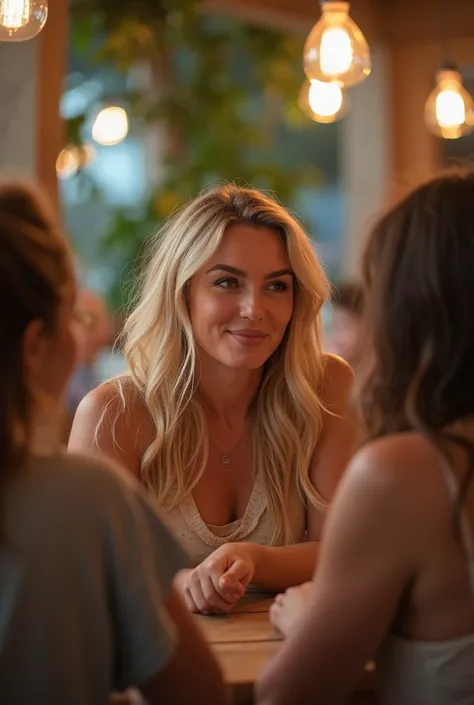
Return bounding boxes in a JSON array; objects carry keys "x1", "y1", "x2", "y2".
[{"x1": 68, "y1": 0, "x2": 325, "y2": 307}]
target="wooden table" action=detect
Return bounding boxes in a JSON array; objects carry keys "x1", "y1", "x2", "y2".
[{"x1": 196, "y1": 593, "x2": 377, "y2": 705}]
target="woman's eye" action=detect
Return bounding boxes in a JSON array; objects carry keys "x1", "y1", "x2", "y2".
[
  {"x1": 268, "y1": 280, "x2": 288, "y2": 292},
  {"x1": 213, "y1": 277, "x2": 239, "y2": 289}
]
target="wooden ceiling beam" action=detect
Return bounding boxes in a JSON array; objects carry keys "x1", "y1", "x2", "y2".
[{"x1": 204, "y1": 0, "x2": 474, "y2": 48}]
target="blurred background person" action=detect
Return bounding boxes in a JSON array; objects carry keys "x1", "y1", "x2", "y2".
[
  {"x1": 325, "y1": 281, "x2": 364, "y2": 372},
  {"x1": 67, "y1": 289, "x2": 113, "y2": 420}
]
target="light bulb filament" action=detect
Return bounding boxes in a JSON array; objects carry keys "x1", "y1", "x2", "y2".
[
  {"x1": 320, "y1": 27, "x2": 353, "y2": 78},
  {"x1": 436, "y1": 88, "x2": 466, "y2": 128},
  {"x1": 1, "y1": 0, "x2": 29, "y2": 29}
]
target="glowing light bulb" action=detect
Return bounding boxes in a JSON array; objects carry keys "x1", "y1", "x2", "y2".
[
  {"x1": 0, "y1": 0, "x2": 48, "y2": 41},
  {"x1": 425, "y1": 66, "x2": 474, "y2": 139},
  {"x1": 56, "y1": 146, "x2": 81, "y2": 180},
  {"x1": 299, "y1": 79, "x2": 348, "y2": 124},
  {"x1": 56, "y1": 143, "x2": 96, "y2": 180},
  {"x1": 92, "y1": 107, "x2": 129, "y2": 146},
  {"x1": 304, "y1": 1, "x2": 371, "y2": 87},
  {"x1": 319, "y1": 28, "x2": 353, "y2": 76}
]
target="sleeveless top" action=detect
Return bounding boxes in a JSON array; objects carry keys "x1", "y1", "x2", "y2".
[
  {"x1": 376, "y1": 457, "x2": 474, "y2": 705},
  {"x1": 161, "y1": 474, "x2": 307, "y2": 566}
]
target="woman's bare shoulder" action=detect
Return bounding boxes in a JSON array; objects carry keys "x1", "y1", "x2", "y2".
[
  {"x1": 68, "y1": 376, "x2": 154, "y2": 476},
  {"x1": 321, "y1": 352, "x2": 354, "y2": 387},
  {"x1": 80, "y1": 375, "x2": 147, "y2": 414},
  {"x1": 317, "y1": 352, "x2": 355, "y2": 416},
  {"x1": 347, "y1": 433, "x2": 452, "y2": 521}
]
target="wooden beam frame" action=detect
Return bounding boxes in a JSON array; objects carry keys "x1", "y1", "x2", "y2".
[{"x1": 36, "y1": 0, "x2": 68, "y2": 208}]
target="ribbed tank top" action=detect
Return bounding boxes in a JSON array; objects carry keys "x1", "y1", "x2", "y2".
[{"x1": 376, "y1": 456, "x2": 474, "y2": 705}]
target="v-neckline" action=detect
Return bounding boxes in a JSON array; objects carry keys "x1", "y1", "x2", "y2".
[{"x1": 181, "y1": 478, "x2": 267, "y2": 547}]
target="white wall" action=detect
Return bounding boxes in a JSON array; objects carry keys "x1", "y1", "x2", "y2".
[
  {"x1": 0, "y1": 40, "x2": 38, "y2": 177},
  {"x1": 340, "y1": 44, "x2": 391, "y2": 276}
]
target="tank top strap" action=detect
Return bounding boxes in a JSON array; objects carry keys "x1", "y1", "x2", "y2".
[{"x1": 438, "y1": 453, "x2": 474, "y2": 598}]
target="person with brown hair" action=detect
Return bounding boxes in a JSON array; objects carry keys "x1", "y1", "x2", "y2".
[
  {"x1": 327, "y1": 281, "x2": 364, "y2": 370},
  {"x1": 0, "y1": 181, "x2": 228, "y2": 705},
  {"x1": 257, "y1": 170, "x2": 474, "y2": 705}
]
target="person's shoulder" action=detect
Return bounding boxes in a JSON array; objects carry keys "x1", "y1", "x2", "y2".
[
  {"x1": 346, "y1": 432, "x2": 448, "y2": 515},
  {"x1": 353, "y1": 432, "x2": 439, "y2": 477},
  {"x1": 319, "y1": 353, "x2": 355, "y2": 410},
  {"x1": 322, "y1": 352, "x2": 354, "y2": 386},
  {"x1": 70, "y1": 375, "x2": 154, "y2": 467},
  {"x1": 56, "y1": 450, "x2": 139, "y2": 497},
  {"x1": 76, "y1": 375, "x2": 144, "y2": 421}
]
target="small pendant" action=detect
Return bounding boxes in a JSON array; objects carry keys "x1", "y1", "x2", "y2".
[{"x1": 220, "y1": 454, "x2": 231, "y2": 465}]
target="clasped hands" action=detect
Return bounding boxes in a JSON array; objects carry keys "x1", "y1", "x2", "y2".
[
  {"x1": 176, "y1": 542, "x2": 259, "y2": 614},
  {"x1": 176, "y1": 540, "x2": 314, "y2": 633}
]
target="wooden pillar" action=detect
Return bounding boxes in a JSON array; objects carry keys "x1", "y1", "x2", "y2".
[
  {"x1": 0, "y1": 0, "x2": 68, "y2": 208},
  {"x1": 387, "y1": 40, "x2": 441, "y2": 200},
  {"x1": 36, "y1": 0, "x2": 69, "y2": 208}
]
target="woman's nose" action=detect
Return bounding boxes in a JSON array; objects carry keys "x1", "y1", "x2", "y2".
[{"x1": 239, "y1": 289, "x2": 264, "y2": 321}]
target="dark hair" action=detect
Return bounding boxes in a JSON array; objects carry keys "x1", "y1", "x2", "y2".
[
  {"x1": 360, "y1": 169, "x2": 474, "y2": 510},
  {"x1": 0, "y1": 181, "x2": 73, "y2": 479},
  {"x1": 333, "y1": 282, "x2": 364, "y2": 316}
]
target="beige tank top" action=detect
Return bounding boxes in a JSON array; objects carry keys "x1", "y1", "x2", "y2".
[
  {"x1": 161, "y1": 474, "x2": 307, "y2": 566},
  {"x1": 376, "y1": 457, "x2": 474, "y2": 705}
]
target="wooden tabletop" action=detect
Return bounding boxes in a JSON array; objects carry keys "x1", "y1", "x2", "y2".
[{"x1": 196, "y1": 593, "x2": 377, "y2": 705}]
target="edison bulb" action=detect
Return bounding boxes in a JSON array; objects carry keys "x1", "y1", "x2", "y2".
[
  {"x1": 299, "y1": 79, "x2": 348, "y2": 124},
  {"x1": 304, "y1": 1, "x2": 371, "y2": 87},
  {"x1": 56, "y1": 146, "x2": 81, "y2": 180},
  {"x1": 92, "y1": 107, "x2": 129, "y2": 146},
  {"x1": 0, "y1": 0, "x2": 48, "y2": 41},
  {"x1": 425, "y1": 67, "x2": 474, "y2": 139}
]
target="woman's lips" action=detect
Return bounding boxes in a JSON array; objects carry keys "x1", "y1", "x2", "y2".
[{"x1": 227, "y1": 329, "x2": 268, "y2": 346}]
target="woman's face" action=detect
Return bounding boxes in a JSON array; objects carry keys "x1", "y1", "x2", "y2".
[{"x1": 188, "y1": 223, "x2": 294, "y2": 371}]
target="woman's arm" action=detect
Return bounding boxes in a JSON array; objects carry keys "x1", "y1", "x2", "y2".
[
  {"x1": 256, "y1": 443, "x2": 417, "y2": 705},
  {"x1": 244, "y1": 355, "x2": 358, "y2": 593},
  {"x1": 68, "y1": 380, "x2": 153, "y2": 478}
]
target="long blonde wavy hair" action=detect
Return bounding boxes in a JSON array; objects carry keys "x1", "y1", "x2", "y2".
[{"x1": 121, "y1": 185, "x2": 330, "y2": 543}]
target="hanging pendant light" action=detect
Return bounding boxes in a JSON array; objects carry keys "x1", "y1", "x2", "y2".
[
  {"x1": 299, "y1": 79, "x2": 349, "y2": 123},
  {"x1": 424, "y1": 0, "x2": 474, "y2": 139},
  {"x1": 0, "y1": 0, "x2": 48, "y2": 41},
  {"x1": 303, "y1": 1, "x2": 371, "y2": 88},
  {"x1": 425, "y1": 64, "x2": 474, "y2": 139}
]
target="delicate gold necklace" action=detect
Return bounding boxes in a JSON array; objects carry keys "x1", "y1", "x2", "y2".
[{"x1": 209, "y1": 428, "x2": 248, "y2": 465}]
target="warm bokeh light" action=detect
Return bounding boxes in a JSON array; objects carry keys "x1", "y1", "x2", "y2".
[
  {"x1": 425, "y1": 68, "x2": 474, "y2": 139},
  {"x1": 92, "y1": 106, "x2": 129, "y2": 146},
  {"x1": 56, "y1": 144, "x2": 96, "y2": 180},
  {"x1": 309, "y1": 79, "x2": 344, "y2": 117},
  {"x1": 299, "y1": 79, "x2": 348, "y2": 124}
]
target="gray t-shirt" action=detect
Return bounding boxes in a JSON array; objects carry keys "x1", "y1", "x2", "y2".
[{"x1": 0, "y1": 452, "x2": 188, "y2": 705}]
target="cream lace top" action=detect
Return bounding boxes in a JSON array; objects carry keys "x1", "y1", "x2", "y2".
[{"x1": 161, "y1": 475, "x2": 307, "y2": 566}]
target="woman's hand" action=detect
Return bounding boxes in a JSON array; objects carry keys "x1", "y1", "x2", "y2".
[
  {"x1": 177, "y1": 543, "x2": 259, "y2": 614},
  {"x1": 269, "y1": 582, "x2": 314, "y2": 637}
]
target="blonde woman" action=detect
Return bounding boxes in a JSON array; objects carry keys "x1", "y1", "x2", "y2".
[{"x1": 69, "y1": 185, "x2": 357, "y2": 614}]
